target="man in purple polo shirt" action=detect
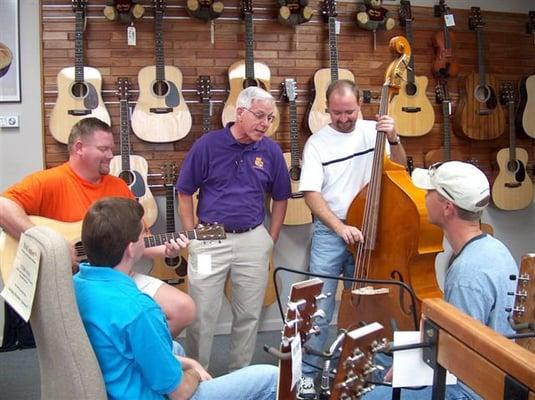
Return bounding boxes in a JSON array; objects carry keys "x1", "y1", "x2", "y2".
[{"x1": 176, "y1": 86, "x2": 291, "y2": 372}]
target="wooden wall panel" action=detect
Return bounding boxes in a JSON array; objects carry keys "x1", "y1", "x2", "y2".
[{"x1": 41, "y1": 0, "x2": 535, "y2": 193}]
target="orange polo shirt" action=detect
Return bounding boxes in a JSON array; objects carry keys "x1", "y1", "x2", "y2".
[{"x1": 2, "y1": 162, "x2": 134, "y2": 222}]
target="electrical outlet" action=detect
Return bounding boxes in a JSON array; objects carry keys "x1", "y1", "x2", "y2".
[{"x1": 0, "y1": 115, "x2": 20, "y2": 128}]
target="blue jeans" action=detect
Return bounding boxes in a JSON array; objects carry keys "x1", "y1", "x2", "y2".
[
  {"x1": 172, "y1": 342, "x2": 277, "y2": 400},
  {"x1": 302, "y1": 219, "x2": 355, "y2": 378}
]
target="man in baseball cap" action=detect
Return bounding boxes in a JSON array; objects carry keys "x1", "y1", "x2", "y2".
[{"x1": 363, "y1": 161, "x2": 518, "y2": 400}]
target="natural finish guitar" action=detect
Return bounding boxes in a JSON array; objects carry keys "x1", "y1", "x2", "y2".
[
  {"x1": 49, "y1": 0, "x2": 110, "y2": 144},
  {"x1": 131, "y1": 0, "x2": 192, "y2": 143},
  {"x1": 454, "y1": 7, "x2": 505, "y2": 140},
  {"x1": 109, "y1": 78, "x2": 158, "y2": 227},
  {"x1": 517, "y1": 12, "x2": 535, "y2": 137},
  {"x1": 389, "y1": 0, "x2": 435, "y2": 137},
  {"x1": 492, "y1": 83, "x2": 533, "y2": 211},
  {"x1": 273, "y1": 79, "x2": 312, "y2": 226},
  {"x1": 424, "y1": 80, "x2": 466, "y2": 166},
  {"x1": 222, "y1": 0, "x2": 280, "y2": 137},
  {"x1": 0, "y1": 216, "x2": 226, "y2": 284},
  {"x1": 510, "y1": 253, "x2": 534, "y2": 354},
  {"x1": 308, "y1": 0, "x2": 360, "y2": 134},
  {"x1": 150, "y1": 162, "x2": 188, "y2": 293}
]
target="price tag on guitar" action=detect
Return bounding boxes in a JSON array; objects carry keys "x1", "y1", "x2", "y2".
[
  {"x1": 444, "y1": 13, "x2": 455, "y2": 27},
  {"x1": 290, "y1": 332, "x2": 302, "y2": 390},
  {"x1": 127, "y1": 24, "x2": 136, "y2": 46}
]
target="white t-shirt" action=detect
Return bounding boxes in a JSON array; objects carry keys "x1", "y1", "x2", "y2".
[{"x1": 299, "y1": 120, "x2": 389, "y2": 220}]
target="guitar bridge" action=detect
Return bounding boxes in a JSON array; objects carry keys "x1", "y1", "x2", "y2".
[
  {"x1": 290, "y1": 191, "x2": 304, "y2": 199},
  {"x1": 505, "y1": 182, "x2": 521, "y2": 188},
  {"x1": 401, "y1": 107, "x2": 421, "y2": 113},
  {"x1": 477, "y1": 109, "x2": 491, "y2": 115},
  {"x1": 150, "y1": 107, "x2": 173, "y2": 114},
  {"x1": 68, "y1": 109, "x2": 92, "y2": 116}
]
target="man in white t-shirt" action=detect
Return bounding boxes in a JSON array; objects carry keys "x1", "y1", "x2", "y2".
[{"x1": 297, "y1": 79, "x2": 407, "y2": 398}]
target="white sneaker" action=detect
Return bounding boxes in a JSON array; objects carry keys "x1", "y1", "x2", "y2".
[{"x1": 297, "y1": 376, "x2": 317, "y2": 399}]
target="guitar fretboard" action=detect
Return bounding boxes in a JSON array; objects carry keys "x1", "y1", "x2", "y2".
[
  {"x1": 289, "y1": 99, "x2": 300, "y2": 170},
  {"x1": 508, "y1": 101, "x2": 517, "y2": 162},
  {"x1": 165, "y1": 185, "x2": 176, "y2": 233},
  {"x1": 154, "y1": 10, "x2": 166, "y2": 82},
  {"x1": 442, "y1": 101, "x2": 451, "y2": 160},
  {"x1": 119, "y1": 97, "x2": 132, "y2": 172},
  {"x1": 328, "y1": 17, "x2": 339, "y2": 82},
  {"x1": 144, "y1": 230, "x2": 201, "y2": 247},
  {"x1": 244, "y1": 12, "x2": 256, "y2": 81},
  {"x1": 404, "y1": 19, "x2": 416, "y2": 84},
  {"x1": 74, "y1": 9, "x2": 85, "y2": 83},
  {"x1": 476, "y1": 27, "x2": 487, "y2": 87}
]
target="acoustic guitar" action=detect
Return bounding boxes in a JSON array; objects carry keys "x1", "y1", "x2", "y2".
[
  {"x1": 454, "y1": 7, "x2": 505, "y2": 140},
  {"x1": 330, "y1": 322, "x2": 386, "y2": 399},
  {"x1": 221, "y1": 0, "x2": 280, "y2": 137},
  {"x1": 131, "y1": 0, "x2": 192, "y2": 143},
  {"x1": 273, "y1": 78, "x2": 312, "y2": 226},
  {"x1": 150, "y1": 162, "x2": 188, "y2": 293},
  {"x1": 389, "y1": 0, "x2": 435, "y2": 137},
  {"x1": 491, "y1": 82, "x2": 533, "y2": 211},
  {"x1": 510, "y1": 253, "x2": 534, "y2": 353},
  {"x1": 517, "y1": 13, "x2": 535, "y2": 139},
  {"x1": 49, "y1": 0, "x2": 111, "y2": 145},
  {"x1": 109, "y1": 78, "x2": 158, "y2": 227},
  {"x1": 424, "y1": 80, "x2": 465, "y2": 167},
  {"x1": 308, "y1": 0, "x2": 360, "y2": 135},
  {"x1": 0, "y1": 216, "x2": 226, "y2": 284}
]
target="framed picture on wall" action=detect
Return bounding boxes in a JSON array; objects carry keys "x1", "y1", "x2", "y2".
[{"x1": 0, "y1": 0, "x2": 21, "y2": 103}]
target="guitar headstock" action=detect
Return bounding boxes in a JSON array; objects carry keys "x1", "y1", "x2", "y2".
[
  {"x1": 282, "y1": 78, "x2": 297, "y2": 103},
  {"x1": 161, "y1": 161, "x2": 178, "y2": 187},
  {"x1": 331, "y1": 322, "x2": 387, "y2": 399},
  {"x1": 241, "y1": 0, "x2": 253, "y2": 17},
  {"x1": 435, "y1": 79, "x2": 450, "y2": 104},
  {"x1": 399, "y1": 0, "x2": 413, "y2": 26},
  {"x1": 322, "y1": 0, "x2": 337, "y2": 21},
  {"x1": 153, "y1": 0, "x2": 166, "y2": 13},
  {"x1": 500, "y1": 82, "x2": 515, "y2": 105},
  {"x1": 116, "y1": 77, "x2": 130, "y2": 101},
  {"x1": 434, "y1": 0, "x2": 450, "y2": 18},
  {"x1": 72, "y1": 0, "x2": 87, "y2": 13},
  {"x1": 196, "y1": 223, "x2": 227, "y2": 241},
  {"x1": 527, "y1": 11, "x2": 535, "y2": 34},
  {"x1": 197, "y1": 75, "x2": 213, "y2": 103},
  {"x1": 468, "y1": 7, "x2": 484, "y2": 31}
]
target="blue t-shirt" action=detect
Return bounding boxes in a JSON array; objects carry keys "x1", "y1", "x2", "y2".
[
  {"x1": 444, "y1": 234, "x2": 518, "y2": 336},
  {"x1": 176, "y1": 123, "x2": 291, "y2": 230},
  {"x1": 73, "y1": 264, "x2": 182, "y2": 400}
]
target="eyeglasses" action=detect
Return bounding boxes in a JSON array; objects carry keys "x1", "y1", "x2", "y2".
[
  {"x1": 242, "y1": 107, "x2": 275, "y2": 124},
  {"x1": 428, "y1": 161, "x2": 455, "y2": 201}
]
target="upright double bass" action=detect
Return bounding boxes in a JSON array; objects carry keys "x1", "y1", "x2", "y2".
[{"x1": 337, "y1": 36, "x2": 443, "y2": 339}]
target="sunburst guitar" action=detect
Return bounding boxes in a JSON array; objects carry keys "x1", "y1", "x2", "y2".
[
  {"x1": 49, "y1": 0, "x2": 110, "y2": 144},
  {"x1": 491, "y1": 82, "x2": 533, "y2": 210},
  {"x1": 150, "y1": 162, "x2": 188, "y2": 293},
  {"x1": 221, "y1": 0, "x2": 280, "y2": 137},
  {"x1": 389, "y1": 0, "x2": 435, "y2": 136},
  {"x1": 109, "y1": 77, "x2": 158, "y2": 227},
  {"x1": 131, "y1": 0, "x2": 191, "y2": 142}
]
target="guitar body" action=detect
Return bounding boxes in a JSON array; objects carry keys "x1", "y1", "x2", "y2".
[
  {"x1": 517, "y1": 75, "x2": 535, "y2": 138},
  {"x1": 131, "y1": 65, "x2": 192, "y2": 142},
  {"x1": 389, "y1": 75, "x2": 435, "y2": 136},
  {"x1": 150, "y1": 252, "x2": 189, "y2": 293},
  {"x1": 308, "y1": 68, "x2": 357, "y2": 134},
  {"x1": 222, "y1": 60, "x2": 280, "y2": 137},
  {"x1": 49, "y1": 67, "x2": 111, "y2": 144},
  {"x1": 454, "y1": 72, "x2": 505, "y2": 140},
  {"x1": 424, "y1": 148, "x2": 465, "y2": 167},
  {"x1": 109, "y1": 155, "x2": 158, "y2": 227},
  {"x1": 492, "y1": 148, "x2": 534, "y2": 210}
]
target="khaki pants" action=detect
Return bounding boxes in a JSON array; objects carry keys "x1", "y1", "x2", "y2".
[{"x1": 185, "y1": 225, "x2": 273, "y2": 371}]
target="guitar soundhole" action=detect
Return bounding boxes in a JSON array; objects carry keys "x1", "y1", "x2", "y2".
[
  {"x1": 153, "y1": 79, "x2": 170, "y2": 97},
  {"x1": 119, "y1": 170, "x2": 135, "y2": 186},
  {"x1": 507, "y1": 159, "x2": 519, "y2": 174},
  {"x1": 243, "y1": 77, "x2": 259, "y2": 88},
  {"x1": 71, "y1": 82, "x2": 88, "y2": 99},
  {"x1": 474, "y1": 84, "x2": 491, "y2": 103},
  {"x1": 289, "y1": 165, "x2": 301, "y2": 181},
  {"x1": 165, "y1": 255, "x2": 188, "y2": 276},
  {"x1": 405, "y1": 82, "x2": 417, "y2": 96}
]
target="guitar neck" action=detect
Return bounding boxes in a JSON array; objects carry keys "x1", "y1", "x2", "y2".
[
  {"x1": 404, "y1": 20, "x2": 416, "y2": 83},
  {"x1": 288, "y1": 99, "x2": 300, "y2": 169},
  {"x1": 244, "y1": 12, "x2": 255, "y2": 80},
  {"x1": 328, "y1": 17, "x2": 339, "y2": 81},
  {"x1": 202, "y1": 99, "x2": 211, "y2": 134},
  {"x1": 144, "y1": 230, "x2": 204, "y2": 248},
  {"x1": 154, "y1": 10, "x2": 166, "y2": 81},
  {"x1": 119, "y1": 98, "x2": 132, "y2": 171},
  {"x1": 165, "y1": 185, "x2": 175, "y2": 233},
  {"x1": 508, "y1": 101, "x2": 516, "y2": 162},
  {"x1": 442, "y1": 101, "x2": 451, "y2": 160},
  {"x1": 74, "y1": 9, "x2": 85, "y2": 83},
  {"x1": 476, "y1": 27, "x2": 487, "y2": 86}
]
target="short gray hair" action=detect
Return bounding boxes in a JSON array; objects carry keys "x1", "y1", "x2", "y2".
[{"x1": 236, "y1": 86, "x2": 274, "y2": 109}]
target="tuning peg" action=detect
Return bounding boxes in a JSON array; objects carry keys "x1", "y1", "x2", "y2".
[{"x1": 312, "y1": 309, "x2": 326, "y2": 321}]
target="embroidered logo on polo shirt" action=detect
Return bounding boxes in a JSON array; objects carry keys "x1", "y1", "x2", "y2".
[{"x1": 254, "y1": 157, "x2": 264, "y2": 169}]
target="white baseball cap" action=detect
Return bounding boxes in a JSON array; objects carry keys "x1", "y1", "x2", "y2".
[{"x1": 412, "y1": 161, "x2": 490, "y2": 212}]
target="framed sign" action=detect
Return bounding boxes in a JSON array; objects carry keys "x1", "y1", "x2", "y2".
[{"x1": 0, "y1": 0, "x2": 21, "y2": 103}]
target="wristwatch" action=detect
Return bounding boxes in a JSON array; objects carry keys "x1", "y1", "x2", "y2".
[{"x1": 388, "y1": 136, "x2": 400, "y2": 146}]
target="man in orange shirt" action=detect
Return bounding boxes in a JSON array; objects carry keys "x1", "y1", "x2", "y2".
[{"x1": 0, "y1": 117, "x2": 195, "y2": 337}]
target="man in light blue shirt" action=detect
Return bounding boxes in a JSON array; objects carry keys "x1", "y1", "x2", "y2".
[{"x1": 74, "y1": 197, "x2": 277, "y2": 400}]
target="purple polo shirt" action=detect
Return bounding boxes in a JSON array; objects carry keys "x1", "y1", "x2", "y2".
[{"x1": 176, "y1": 123, "x2": 291, "y2": 231}]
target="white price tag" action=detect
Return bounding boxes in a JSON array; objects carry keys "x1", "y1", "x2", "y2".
[
  {"x1": 335, "y1": 20, "x2": 341, "y2": 35},
  {"x1": 197, "y1": 254, "x2": 212, "y2": 275},
  {"x1": 444, "y1": 14, "x2": 455, "y2": 27},
  {"x1": 127, "y1": 25, "x2": 137, "y2": 46},
  {"x1": 290, "y1": 332, "x2": 302, "y2": 390}
]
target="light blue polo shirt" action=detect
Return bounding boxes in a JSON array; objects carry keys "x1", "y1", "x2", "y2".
[{"x1": 73, "y1": 263, "x2": 182, "y2": 399}]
